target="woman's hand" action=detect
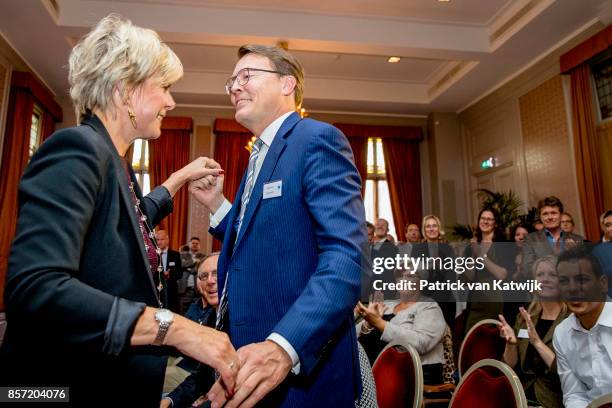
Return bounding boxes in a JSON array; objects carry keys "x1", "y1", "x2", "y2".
[
  {"x1": 356, "y1": 301, "x2": 385, "y2": 332},
  {"x1": 162, "y1": 157, "x2": 224, "y2": 198},
  {"x1": 519, "y1": 307, "x2": 543, "y2": 347},
  {"x1": 498, "y1": 314, "x2": 517, "y2": 345}
]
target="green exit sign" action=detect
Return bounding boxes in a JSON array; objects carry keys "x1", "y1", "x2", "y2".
[{"x1": 480, "y1": 157, "x2": 496, "y2": 169}]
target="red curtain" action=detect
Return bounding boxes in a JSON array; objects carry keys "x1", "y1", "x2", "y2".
[
  {"x1": 41, "y1": 110, "x2": 58, "y2": 142},
  {"x1": 569, "y1": 65, "x2": 605, "y2": 242},
  {"x1": 347, "y1": 137, "x2": 368, "y2": 196},
  {"x1": 0, "y1": 89, "x2": 34, "y2": 312},
  {"x1": 382, "y1": 138, "x2": 422, "y2": 243},
  {"x1": 334, "y1": 123, "x2": 423, "y2": 242},
  {"x1": 0, "y1": 72, "x2": 62, "y2": 311},
  {"x1": 149, "y1": 117, "x2": 192, "y2": 251},
  {"x1": 211, "y1": 119, "x2": 253, "y2": 251}
]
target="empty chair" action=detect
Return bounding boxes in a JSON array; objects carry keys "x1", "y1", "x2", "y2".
[
  {"x1": 372, "y1": 344, "x2": 423, "y2": 408},
  {"x1": 450, "y1": 359, "x2": 527, "y2": 408},
  {"x1": 458, "y1": 318, "x2": 505, "y2": 376}
]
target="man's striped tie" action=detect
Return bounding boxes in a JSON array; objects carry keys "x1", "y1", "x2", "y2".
[{"x1": 216, "y1": 138, "x2": 264, "y2": 331}]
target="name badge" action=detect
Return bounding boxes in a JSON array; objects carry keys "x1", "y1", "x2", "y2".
[
  {"x1": 263, "y1": 180, "x2": 282, "y2": 199},
  {"x1": 517, "y1": 329, "x2": 529, "y2": 339},
  {"x1": 169, "y1": 262, "x2": 176, "y2": 266}
]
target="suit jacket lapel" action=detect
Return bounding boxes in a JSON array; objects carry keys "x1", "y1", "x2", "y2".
[
  {"x1": 233, "y1": 113, "x2": 300, "y2": 251},
  {"x1": 81, "y1": 115, "x2": 158, "y2": 295}
]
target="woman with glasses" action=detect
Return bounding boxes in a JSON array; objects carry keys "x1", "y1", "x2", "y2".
[{"x1": 463, "y1": 207, "x2": 511, "y2": 332}]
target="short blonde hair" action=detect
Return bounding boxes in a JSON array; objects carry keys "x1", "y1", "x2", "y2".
[
  {"x1": 421, "y1": 214, "x2": 446, "y2": 242},
  {"x1": 68, "y1": 14, "x2": 183, "y2": 121}
]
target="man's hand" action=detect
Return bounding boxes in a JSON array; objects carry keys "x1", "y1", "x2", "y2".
[
  {"x1": 207, "y1": 340, "x2": 293, "y2": 408},
  {"x1": 189, "y1": 171, "x2": 226, "y2": 214},
  {"x1": 162, "y1": 157, "x2": 223, "y2": 197}
]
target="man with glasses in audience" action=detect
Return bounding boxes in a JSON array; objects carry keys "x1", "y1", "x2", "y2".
[{"x1": 190, "y1": 44, "x2": 366, "y2": 407}]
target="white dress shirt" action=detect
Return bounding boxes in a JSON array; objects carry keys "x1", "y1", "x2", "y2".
[
  {"x1": 210, "y1": 111, "x2": 300, "y2": 372},
  {"x1": 553, "y1": 300, "x2": 612, "y2": 408}
]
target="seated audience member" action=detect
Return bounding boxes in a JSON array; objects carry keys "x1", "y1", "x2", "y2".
[
  {"x1": 371, "y1": 218, "x2": 399, "y2": 294},
  {"x1": 553, "y1": 246, "x2": 612, "y2": 407},
  {"x1": 178, "y1": 236, "x2": 205, "y2": 314},
  {"x1": 356, "y1": 268, "x2": 446, "y2": 385},
  {"x1": 534, "y1": 219, "x2": 545, "y2": 231},
  {"x1": 463, "y1": 208, "x2": 510, "y2": 332},
  {"x1": 601, "y1": 210, "x2": 612, "y2": 243},
  {"x1": 498, "y1": 255, "x2": 569, "y2": 408},
  {"x1": 412, "y1": 214, "x2": 457, "y2": 328},
  {"x1": 397, "y1": 223, "x2": 421, "y2": 256},
  {"x1": 561, "y1": 213, "x2": 576, "y2": 234},
  {"x1": 366, "y1": 221, "x2": 375, "y2": 243},
  {"x1": 162, "y1": 253, "x2": 220, "y2": 408},
  {"x1": 523, "y1": 196, "x2": 584, "y2": 276},
  {"x1": 504, "y1": 223, "x2": 535, "y2": 325}
]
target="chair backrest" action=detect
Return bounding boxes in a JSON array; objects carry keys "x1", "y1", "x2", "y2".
[
  {"x1": 458, "y1": 318, "x2": 505, "y2": 376},
  {"x1": 372, "y1": 344, "x2": 423, "y2": 408},
  {"x1": 587, "y1": 393, "x2": 612, "y2": 408},
  {"x1": 450, "y1": 359, "x2": 527, "y2": 408}
]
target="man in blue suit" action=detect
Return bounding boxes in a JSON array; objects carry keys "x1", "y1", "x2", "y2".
[{"x1": 191, "y1": 44, "x2": 367, "y2": 407}]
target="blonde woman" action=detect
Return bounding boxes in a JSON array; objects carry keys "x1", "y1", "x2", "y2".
[
  {"x1": 498, "y1": 256, "x2": 569, "y2": 407},
  {"x1": 1, "y1": 15, "x2": 237, "y2": 406},
  {"x1": 411, "y1": 214, "x2": 457, "y2": 327}
]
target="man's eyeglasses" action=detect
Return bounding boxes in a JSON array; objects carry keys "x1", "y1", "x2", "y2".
[
  {"x1": 198, "y1": 271, "x2": 217, "y2": 281},
  {"x1": 225, "y1": 67, "x2": 283, "y2": 95}
]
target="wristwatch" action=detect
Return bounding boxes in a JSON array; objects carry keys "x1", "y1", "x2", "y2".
[{"x1": 153, "y1": 308, "x2": 174, "y2": 346}]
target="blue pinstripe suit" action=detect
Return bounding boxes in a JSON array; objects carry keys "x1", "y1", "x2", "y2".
[{"x1": 210, "y1": 112, "x2": 367, "y2": 407}]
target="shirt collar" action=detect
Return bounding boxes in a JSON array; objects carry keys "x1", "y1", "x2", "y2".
[
  {"x1": 259, "y1": 111, "x2": 294, "y2": 147},
  {"x1": 569, "y1": 298, "x2": 612, "y2": 332},
  {"x1": 544, "y1": 228, "x2": 564, "y2": 239}
]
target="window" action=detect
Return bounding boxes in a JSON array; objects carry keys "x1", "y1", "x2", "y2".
[
  {"x1": 592, "y1": 56, "x2": 612, "y2": 122},
  {"x1": 364, "y1": 137, "x2": 396, "y2": 239},
  {"x1": 28, "y1": 105, "x2": 43, "y2": 159},
  {"x1": 131, "y1": 139, "x2": 151, "y2": 194}
]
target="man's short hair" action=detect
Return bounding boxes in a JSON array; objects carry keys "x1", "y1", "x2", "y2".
[
  {"x1": 189, "y1": 236, "x2": 200, "y2": 242},
  {"x1": 601, "y1": 210, "x2": 612, "y2": 224},
  {"x1": 238, "y1": 44, "x2": 305, "y2": 108},
  {"x1": 557, "y1": 245, "x2": 604, "y2": 278},
  {"x1": 537, "y1": 196, "x2": 564, "y2": 214}
]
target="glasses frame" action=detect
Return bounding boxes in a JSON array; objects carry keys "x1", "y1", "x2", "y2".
[
  {"x1": 198, "y1": 271, "x2": 218, "y2": 281},
  {"x1": 225, "y1": 67, "x2": 284, "y2": 95}
]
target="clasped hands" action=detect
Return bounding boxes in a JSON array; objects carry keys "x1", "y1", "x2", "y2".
[
  {"x1": 207, "y1": 340, "x2": 293, "y2": 408},
  {"x1": 183, "y1": 158, "x2": 294, "y2": 406}
]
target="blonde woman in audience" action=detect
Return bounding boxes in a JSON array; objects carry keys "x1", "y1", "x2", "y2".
[
  {"x1": 498, "y1": 255, "x2": 568, "y2": 408},
  {"x1": 356, "y1": 268, "x2": 447, "y2": 385},
  {"x1": 411, "y1": 214, "x2": 457, "y2": 328}
]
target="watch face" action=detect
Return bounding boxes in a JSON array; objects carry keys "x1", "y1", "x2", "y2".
[{"x1": 156, "y1": 308, "x2": 173, "y2": 323}]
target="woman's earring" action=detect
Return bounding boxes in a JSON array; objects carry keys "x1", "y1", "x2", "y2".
[{"x1": 127, "y1": 107, "x2": 137, "y2": 129}]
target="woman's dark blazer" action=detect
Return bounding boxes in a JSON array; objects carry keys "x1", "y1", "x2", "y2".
[{"x1": 1, "y1": 114, "x2": 173, "y2": 407}]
